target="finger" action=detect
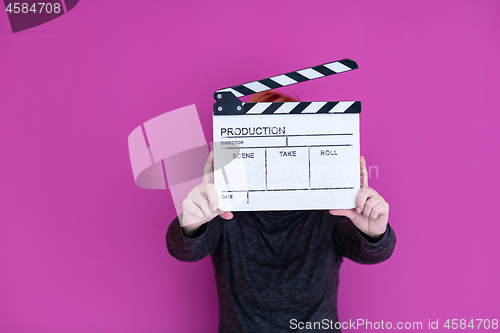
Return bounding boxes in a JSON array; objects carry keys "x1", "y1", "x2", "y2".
[
  {"x1": 182, "y1": 198, "x2": 205, "y2": 220},
  {"x1": 356, "y1": 186, "x2": 378, "y2": 214},
  {"x1": 360, "y1": 155, "x2": 369, "y2": 188},
  {"x1": 372, "y1": 201, "x2": 389, "y2": 219},
  {"x1": 217, "y1": 210, "x2": 233, "y2": 220},
  {"x1": 203, "y1": 150, "x2": 214, "y2": 184},
  {"x1": 191, "y1": 191, "x2": 213, "y2": 218},
  {"x1": 204, "y1": 183, "x2": 220, "y2": 212},
  {"x1": 368, "y1": 202, "x2": 384, "y2": 220},
  {"x1": 329, "y1": 208, "x2": 357, "y2": 221},
  {"x1": 362, "y1": 195, "x2": 383, "y2": 218},
  {"x1": 355, "y1": 186, "x2": 369, "y2": 213}
]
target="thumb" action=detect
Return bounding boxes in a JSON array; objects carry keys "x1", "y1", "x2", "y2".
[
  {"x1": 203, "y1": 151, "x2": 214, "y2": 184},
  {"x1": 329, "y1": 208, "x2": 357, "y2": 221},
  {"x1": 216, "y1": 210, "x2": 233, "y2": 220}
]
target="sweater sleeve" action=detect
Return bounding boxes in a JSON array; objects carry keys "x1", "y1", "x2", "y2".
[
  {"x1": 166, "y1": 214, "x2": 223, "y2": 262},
  {"x1": 331, "y1": 214, "x2": 396, "y2": 264}
]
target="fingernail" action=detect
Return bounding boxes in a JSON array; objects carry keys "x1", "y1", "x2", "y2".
[
  {"x1": 212, "y1": 205, "x2": 218, "y2": 212},
  {"x1": 355, "y1": 207, "x2": 362, "y2": 214}
]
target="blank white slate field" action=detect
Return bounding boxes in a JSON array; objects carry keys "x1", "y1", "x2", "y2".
[
  {"x1": 220, "y1": 136, "x2": 286, "y2": 148},
  {"x1": 267, "y1": 147, "x2": 309, "y2": 190},
  {"x1": 287, "y1": 134, "x2": 353, "y2": 146},
  {"x1": 309, "y1": 146, "x2": 359, "y2": 188},
  {"x1": 215, "y1": 148, "x2": 266, "y2": 191},
  {"x1": 219, "y1": 191, "x2": 248, "y2": 208}
]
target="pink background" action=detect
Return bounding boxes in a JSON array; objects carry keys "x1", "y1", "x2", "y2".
[{"x1": 1, "y1": 1, "x2": 499, "y2": 332}]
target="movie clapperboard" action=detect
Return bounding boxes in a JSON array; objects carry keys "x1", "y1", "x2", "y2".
[{"x1": 213, "y1": 59, "x2": 361, "y2": 211}]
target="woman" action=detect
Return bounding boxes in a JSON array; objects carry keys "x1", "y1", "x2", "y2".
[{"x1": 166, "y1": 90, "x2": 396, "y2": 333}]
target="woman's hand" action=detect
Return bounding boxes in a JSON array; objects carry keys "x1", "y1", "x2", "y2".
[
  {"x1": 329, "y1": 156, "x2": 389, "y2": 238},
  {"x1": 181, "y1": 151, "x2": 233, "y2": 237}
]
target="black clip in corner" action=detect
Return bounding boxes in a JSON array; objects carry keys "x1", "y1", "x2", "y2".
[{"x1": 213, "y1": 91, "x2": 244, "y2": 115}]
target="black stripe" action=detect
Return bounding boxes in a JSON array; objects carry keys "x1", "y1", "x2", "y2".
[
  {"x1": 289, "y1": 102, "x2": 310, "y2": 114},
  {"x1": 343, "y1": 101, "x2": 362, "y2": 113},
  {"x1": 317, "y1": 102, "x2": 338, "y2": 113},
  {"x1": 262, "y1": 102, "x2": 284, "y2": 114},
  {"x1": 285, "y1": 72, "x2": 309, "y2": 83},
  {"x1": 258, "y1": 78, "x2": 282, "y2": 90},
  {"x1": 232, "y1": 85, "x2": 257, "y2": 96},
  {"x1": 338, "y1": 59, "x2": 358, "y2": 70},
  {"x1": 244, "y1": 103, "x2": 257, "y2": 113},
  {"x1": 312, "y1": 65, "x2": 336, "y2": 76}
]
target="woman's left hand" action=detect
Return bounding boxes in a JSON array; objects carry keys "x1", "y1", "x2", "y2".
[{"x1": 329, "y1": 156, "x2": 389, "y2": 238}]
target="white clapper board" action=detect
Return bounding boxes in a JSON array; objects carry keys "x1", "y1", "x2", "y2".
[{"x1": 213, "y1": 59, "x2": 361, "y2": 211}]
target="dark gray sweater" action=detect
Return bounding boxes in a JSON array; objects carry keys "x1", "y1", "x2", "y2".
[{"x1": 166, "y1": 210, "x2": 396, "y2": 332}]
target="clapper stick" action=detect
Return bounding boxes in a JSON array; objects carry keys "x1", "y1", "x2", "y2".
[{"x1": 213, "y1": 59, "x2": 360, "y2": 115}]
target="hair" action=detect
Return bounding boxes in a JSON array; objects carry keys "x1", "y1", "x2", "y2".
[{"x1": 247, "y1": 90, "x2": 299, "y2": 103}]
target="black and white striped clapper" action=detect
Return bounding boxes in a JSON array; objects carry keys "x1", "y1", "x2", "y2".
[
  {"x1": 213, "y1": 59, "x2": 361, "y2": 115},
  {"x1": 213, "y1": 59, "x2": 362, "y2": 212}
]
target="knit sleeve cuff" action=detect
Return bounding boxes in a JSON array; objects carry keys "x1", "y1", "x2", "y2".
[
  {"x1": 178, "y1": 216, "x2": 209, "y2": 239},
  {"x1": 357, "y1": 223, "x2": 395, "y2": 248}
]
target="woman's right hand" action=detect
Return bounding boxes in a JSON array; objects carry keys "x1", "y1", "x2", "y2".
[{"x1": 180, "y1": 150, "x2": 233, "y2": 237}]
